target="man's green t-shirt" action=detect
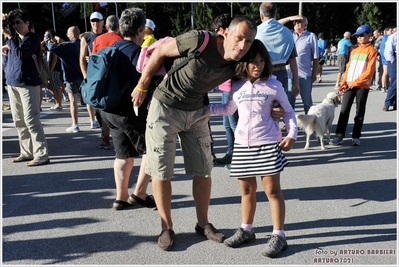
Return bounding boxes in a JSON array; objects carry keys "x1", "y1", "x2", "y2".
[{"x1": 153, "y1": 30, "x2": 235, "y2": 111}]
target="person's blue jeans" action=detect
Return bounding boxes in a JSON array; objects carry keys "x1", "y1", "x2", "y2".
[
  {"x1": 288, "y1": 76, "x2": 313, "y2": 114},
  {"x1": 385, "y1": 60, "x2": 397, "y2": 108},
  {"x1": 222, "y1": 91, "x2": 238, "y2": 154},
  {"x1": 273, "y1": 69, "x2": 288, "y2": 93}
]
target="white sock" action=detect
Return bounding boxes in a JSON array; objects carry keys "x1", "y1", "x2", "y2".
[
  {"x1": 241, "y1": 223, "x2": 253, "y2": 233},
  {"x1": 272, "y1": 229, "x2": 285, "y2": 237}
]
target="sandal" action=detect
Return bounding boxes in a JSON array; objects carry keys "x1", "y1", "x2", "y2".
[
  {"x1": 113, "y1": 200, "x2": 134, "y2": 210},
  {"x1": 128, "y1": 193, "x2": 156, "y2": 208},
  {"x1": 12, "y1": 156, "x2": 33, "y2": 163},
  {"x1": 26, "y1": 158, "x2": 50, "y2": 166}
]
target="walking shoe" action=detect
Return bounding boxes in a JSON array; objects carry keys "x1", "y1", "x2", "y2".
[
  {"x1": 98, "y1": 140, "x2": 111, "y2": 150},
  {"x1": 158, "y1": 229, "x2": 175, "y2": 251},
  {"x1": 261, "y1": 234, "x2": 288, "y2": 258},
  {"x1": 91, "y1": 120, "x2": 100, "y2": 129},
  {"x1": 215, "y1": 153, "x2": 232, "y2": 165},
  {"x1": 334, "y1": 85, "x2": 339, "y2": 90},
  {"x1": 223, "y1": 227, "x2": 256, "y2": 248},
  {"x1": 212, "y1": 152, "x2": 217, "y2": 163},
  {"x1": 382, "y1": 106, "x2": 389, "y2": 111},
  {"x1": 2, "y1": 104, "x2": 10, "y2": 110},
  {"x1": 225, "y1": 164, "x2": 231, "y2": 170},
  {"x1": 381, "y1": 87, "x2": 387, "y2": 93},
  {"x1": 66, "y1": 125, "x2": 80, "y2": 133},
  {"x1": 352, "y1": 138, "x2": 361, "y2": 146},
  {"x1": 50, "y1": 104, "x2": 63, "y2": 110},
  {"x1": 195, "y1": 223, "x2": 225, "y2": 243},
  {"x1": 330, "y1": 137, "x2": 343, "y2": 145}
]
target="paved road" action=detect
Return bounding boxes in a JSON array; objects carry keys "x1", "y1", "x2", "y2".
[{"x1": 2, "y1": 65, "x2": 397, "y2": 266}]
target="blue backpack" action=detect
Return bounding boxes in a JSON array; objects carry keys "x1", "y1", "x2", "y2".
[{"x1": 81, "y1": 42, "x2": 134, "y2": 111}]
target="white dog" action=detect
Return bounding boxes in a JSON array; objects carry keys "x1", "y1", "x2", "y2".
[{"x1": 296, "y1": 92, "x2": 341, "y2": 150}]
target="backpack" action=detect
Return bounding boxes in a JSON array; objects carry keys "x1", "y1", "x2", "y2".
[
  {"x1": 136, "y1": 30, "x2": 210, "y2": 92},
  {"x1": 80, "y1": 42, "x2": 134, "y2": 111}
]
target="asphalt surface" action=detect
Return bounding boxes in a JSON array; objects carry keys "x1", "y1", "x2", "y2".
[{"x1": 2, "y1": 65, "x2": 397, "y2": 266}]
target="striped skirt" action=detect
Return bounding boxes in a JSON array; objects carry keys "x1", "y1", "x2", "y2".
[{"x1": 229, "y1": 143, "x2": 288, "y2": 178}]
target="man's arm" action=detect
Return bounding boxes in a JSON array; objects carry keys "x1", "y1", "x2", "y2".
[
  {"x1": 278, "y1": 15, "x2": 303, "y2": 25},
  {"x1": 288, "y1": 57, "x2": 300, "y2": 97},
  {"x1": 131, "y1": 38, "x2": 180, "y2": 107},
  {"x1": 79, "y1": 36, "x2": 88, "y2": 79}
]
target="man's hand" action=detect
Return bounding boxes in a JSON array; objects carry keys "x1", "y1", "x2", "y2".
[
  {"x1": 292, "y1": 83, "x2": 300, "y2": 98},
  {"x1": 131, "y1": 86, "x2": 147, "y2": 107},
  {"x1": 271, "y1": 101, "x2": 284, "y2": 121}
]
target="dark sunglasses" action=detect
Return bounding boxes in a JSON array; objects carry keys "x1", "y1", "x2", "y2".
[
  {"x1": 13, "y1": 20, "x2": 24, "y2": 25},
  {"x1": 90, "y1": 19, "x2": 100, "y2": 23}
]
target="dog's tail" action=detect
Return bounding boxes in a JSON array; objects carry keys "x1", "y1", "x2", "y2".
[{"x1": 296, "y1": 114, "x2": 317, "y2": 134}]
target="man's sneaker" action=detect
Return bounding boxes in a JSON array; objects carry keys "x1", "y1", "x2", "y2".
[
  {"x1": 2, "y1": 104, "x2": 10, "y2": 110},
  {"x1": 66, "y1": 125, "x2": 80, "y2": 133},
  {"x1": 381, "y1": 87, "x2": 387, "y2": 93},
  {"x1": 91, "y1": 120, "x2": 100, "y2": 129},
  {"x1": 223, "y1": 227, "x2": 256, "y2": 248},
  {"x1": 215, "y1": 153, "x2": 232, "y2": 165},
  {"x1": 212, "y1": 152, "x2": 217, "y2": 163},
  {"x1": 195, "y1": 223, "x2": 225, "y2": 243},
  {"x1": 158, "y1": 229, "x2": 175, "y2": 251},
  {"x1": 352, "y1": 138, "x2": 361, "y2": 146},
  {"x1": 98, "y1": 140, "x2": 111, "y2": 150},
  {"x1": 50, "y1": 105, "x2": 63, "y2": 110},
  {"x1": 330, "y1": 137, "x2": 343, "y2": 145},
  {"x1": 261, "y1": 234, "x2": 288, "y2": 258}
]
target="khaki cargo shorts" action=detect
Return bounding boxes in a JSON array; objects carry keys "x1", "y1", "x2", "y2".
[{"x1": 145, "y1": 98, "x2": 213, "y2": 181}]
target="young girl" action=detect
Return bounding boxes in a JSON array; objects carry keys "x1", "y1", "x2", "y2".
[{"x1": 209, "y1": 39, "x2": 297, "y2": 258}]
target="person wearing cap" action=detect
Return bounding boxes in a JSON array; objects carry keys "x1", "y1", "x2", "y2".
[
  {"x1": 91, "y1": 15, "x2": 122, "y2": 150},
  {"x1": 331, "y1": 25, "x2": 377, "y2": 147},
  {"x1": 79, "y1": 11, "x2": 106, "y2": 130},
  {"x1": 141, "y1": 19, "x2": 157, "y2": 47},
  {"x1": 335, "y1": 31, "x2": 354, "y2": 89}
]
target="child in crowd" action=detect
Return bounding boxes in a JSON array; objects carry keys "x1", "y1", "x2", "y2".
[
  {"x1": 208, "y1": 39, "x2": 297, "y2": 258},
  {"x1": 331, "y1": 25, "x2": 377, "y2": 146}
]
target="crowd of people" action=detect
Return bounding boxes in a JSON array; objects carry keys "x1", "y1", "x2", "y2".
[{"x1": 2, "y1": 1, "x2": 396, "y2": 258}]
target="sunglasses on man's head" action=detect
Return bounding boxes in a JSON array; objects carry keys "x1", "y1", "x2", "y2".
[{"x1": 91, "y1": 19, "x2": 100, "y2": 22}]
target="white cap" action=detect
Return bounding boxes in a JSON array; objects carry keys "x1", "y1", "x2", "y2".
[
  {"x1": 90, "y1": 12, "x2": 103, "y2": 21},
  {"x1": 145, "y1": 19, "x2": 156, "y2": 31}
]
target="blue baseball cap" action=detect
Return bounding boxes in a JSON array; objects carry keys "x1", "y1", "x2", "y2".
[{"x1": 353, "y1": 25, "x2": 372, "y2": 36}]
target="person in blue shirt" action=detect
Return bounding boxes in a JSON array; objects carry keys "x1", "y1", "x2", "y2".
[
  {"x1": 379, "y1": 26, "x2": 394, "y2": 92},
  {"x1": 382, "y1": 30, "x2": 397, "y2": 111},
  {"x1": 317, "y1": 32, "x2": 328, "y2": 83},
  {"x1": 45, "y1": 26, "x2": 83, "y2": 133},
  {"x1": 335, "y1": 31, "x2": 354, "y2": 88},
  {"x1": 2, "y1": 8, "x2": 50, "y2": 166}
]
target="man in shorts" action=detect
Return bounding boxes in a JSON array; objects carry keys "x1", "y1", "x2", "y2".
[
  {"x1": 335, "y1": 31, "x2": 354, "y2": 89},
  {"x1": 45, "y1": 26, "x2": 83, "y2": 132},
  {"x1": 131, "y1": 15, "x2": 259, "y2": 251}
]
